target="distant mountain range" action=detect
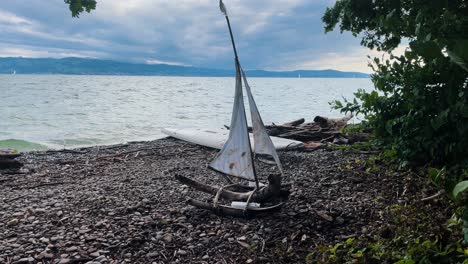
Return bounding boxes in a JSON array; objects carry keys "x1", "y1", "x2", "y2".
[{"x1": 0, "y1": 57, "x2": 370, "y2": 78}]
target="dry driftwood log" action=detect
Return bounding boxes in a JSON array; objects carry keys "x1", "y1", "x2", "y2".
[
  {"x1": 226, "y1": 115, "x2": 369, "y2": 150},
  {"x1": 175, "y1": 173, "x2": 282, "y2": 203},
  {"x1": 260, "y1": 114, "x2": 371, "y2": 150},
  {"x1": 225, "y1": 118, "x2": 306, "y2": 134},
  {"x1": 186, "y1": 198, "x2": 285, "y2": 217},
  {"x1": 313, "y1": 114, "x2": 353, "y2": 129},
  {"x1": 274, "y1": 118, "x2": 305, "y2": 127}
]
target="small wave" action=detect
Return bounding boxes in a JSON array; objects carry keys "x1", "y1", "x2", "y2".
[
  {"x1": 175, "y1": 115, "x2": 189, "y2": 120},
  {"x1": 0, "y1": 139, "x2": 49, "y2": 152},
  {"x1": 183, "y1": 82, "x2": 200, "y2": 87},
  {"x1": 119, "y1": 88, "x2": 138, "y2": 92},
  {"x1": 49, "y1": 138, "x2": 104, "y2": 147}
]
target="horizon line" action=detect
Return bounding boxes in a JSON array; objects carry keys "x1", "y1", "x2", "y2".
[{"x1": 0, "y1": 56, "x2": 372, "y2": 75}]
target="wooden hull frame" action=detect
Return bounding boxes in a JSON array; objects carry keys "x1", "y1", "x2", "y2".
[
  {"x1": 187, "y1": 198, "x2": 285, "y2": 218},
  {"x1": 175, "y1": 174, "x2": 288, "y2": 218}
]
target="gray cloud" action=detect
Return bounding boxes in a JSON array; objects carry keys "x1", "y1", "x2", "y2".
[{"x1": 0, "y1": 0, "x2": 373, "y2": 72}]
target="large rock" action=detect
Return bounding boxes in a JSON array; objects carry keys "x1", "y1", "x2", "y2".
[{"x1": 0, "y1": 150, "x2": 22, "y2": 170}]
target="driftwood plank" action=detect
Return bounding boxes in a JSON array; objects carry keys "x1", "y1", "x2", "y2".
[
  {"x1": 186, "y1": 198, "x2": 285, "y2": 217},
  {"x1": 175, "y1": 173, "x2": 282, "y2": 203}
]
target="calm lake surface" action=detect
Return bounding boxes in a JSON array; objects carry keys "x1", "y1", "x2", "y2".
[{"x1": 0, "y1": 74, "x2": 373, "y2": 150}]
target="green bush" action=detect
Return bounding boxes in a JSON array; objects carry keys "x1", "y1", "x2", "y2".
[
  {"x1": 323, "y1": 0, "x2": 468, "y2": 240},
  {"x1": 307, "y1": 205, "x2": 467, "y2": 263}
]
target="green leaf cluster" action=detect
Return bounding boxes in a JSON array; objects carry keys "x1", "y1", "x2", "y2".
[
  {"x1": 64, "y1": 0, "x2": 97, "y2": 17},
  {"x1": 307, "y1": 205, "x2": 468, "y2": 263},
  {"x1": 323, "y1": 0, "x2": 468, "y2": 240}
]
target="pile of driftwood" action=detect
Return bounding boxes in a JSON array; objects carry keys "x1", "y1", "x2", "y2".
[
  {"x1": 176, "y1": 115, "x2": 370, "y2": 217},
  {"x1": 233, "y1": 115, "x2": 371, "y2": 151}
]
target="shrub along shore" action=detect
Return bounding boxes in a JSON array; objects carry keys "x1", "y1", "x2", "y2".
[{"x1": 0, "y1": 137, "x2": 465, "y2": 263}]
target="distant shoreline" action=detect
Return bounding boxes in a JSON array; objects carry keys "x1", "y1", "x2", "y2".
[
  {"x1": 0, "y1": 57, "x2": 371, "y2": 78},
  {"x1": 0, "y1": 73, "x2": 370, "y2": 78}
]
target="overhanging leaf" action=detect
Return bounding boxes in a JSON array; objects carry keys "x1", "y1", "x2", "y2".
[
  {"x1": 453, "y1": 181, "x2": 468, "y2": 200},
  {"x1": 447, "y1": 40, "x2": 468, "y2": 72},
  {"x1": 447, "y1": 50, "x2": 468, "y2": 72}
]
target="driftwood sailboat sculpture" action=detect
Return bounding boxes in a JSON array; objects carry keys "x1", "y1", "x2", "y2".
[{"x1": 175, "y1": 0, "x2": 288, "y2": 217}]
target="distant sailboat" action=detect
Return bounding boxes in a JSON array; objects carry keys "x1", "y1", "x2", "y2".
[
  {"x1": 12, "y1": 70, "x2": 16, "y2": 75},
  {"x1": 298, "y1": 73, "x2": 301, "y2": 78}
]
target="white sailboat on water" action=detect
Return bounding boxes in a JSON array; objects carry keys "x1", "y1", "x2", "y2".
[{"x1": 175, "y1": 0, "x2": 287, "y2": 217}]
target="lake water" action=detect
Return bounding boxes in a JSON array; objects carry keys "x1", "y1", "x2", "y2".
[{"x1": 0, "y1": 74, "x2": 373, "y2": 150}]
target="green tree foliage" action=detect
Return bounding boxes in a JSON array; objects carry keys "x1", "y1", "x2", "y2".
[
  {"x1": 323, "y1": 0, "x2": 468, "y2": 240},
  {"x1": 64, "y1": 0, "x2": 96, "y2": 17}
]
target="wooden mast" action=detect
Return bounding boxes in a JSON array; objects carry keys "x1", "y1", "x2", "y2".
[{"x1": 217, "y1": 0, "x2": 259, "y2": 189}]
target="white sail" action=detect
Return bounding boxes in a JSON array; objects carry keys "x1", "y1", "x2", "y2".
[
  {"x1": 241, "y1": 69, "x2": 284, "y2": 175},
  {"x1": 209, "y1": 62, "x2": 256, "y2": 181}
]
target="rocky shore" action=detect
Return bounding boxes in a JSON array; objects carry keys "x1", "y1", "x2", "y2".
[{"x1": 0, "y1": 137, "x2": 445, "y2": 263}]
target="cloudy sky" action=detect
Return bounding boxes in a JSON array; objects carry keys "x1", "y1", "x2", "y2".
[{"x1": 0, "y1": 0, "x2": 382, "y2": 73}]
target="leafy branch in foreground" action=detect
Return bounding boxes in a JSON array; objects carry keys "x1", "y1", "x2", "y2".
[
  {"x1": 64, "y1": 0, "x2": 96, "y2": 17},
  {"x1": 323, "y1": 0, "x2": 468, "y2": 242}
]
